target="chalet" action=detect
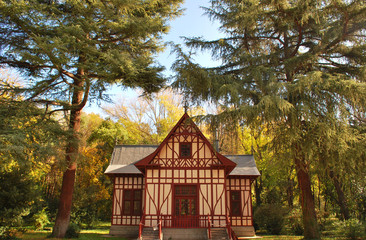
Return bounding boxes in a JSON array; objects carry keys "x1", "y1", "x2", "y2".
[{"x1": 105, "y1": 113, "x2": 260, "y2": 240}]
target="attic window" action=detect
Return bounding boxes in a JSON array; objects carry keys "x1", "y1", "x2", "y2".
[{"x1": 180, "y1": 143, "x2": 192, "y2": 158}]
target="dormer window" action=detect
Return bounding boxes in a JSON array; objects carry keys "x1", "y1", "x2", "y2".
[{"x1": 180, "y1": 143, "x2": 192, "y2": 158}]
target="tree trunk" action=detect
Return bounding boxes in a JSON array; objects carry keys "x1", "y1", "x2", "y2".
[
  {"x1": 329, "y1": 170, "x2": 350, "y2": 220},
  {"x1": 51, "y1": 78, "x2": 84, "y2": 238},
  {"x1": 294, "y1": 156, "x2": 321, "y2": 240},
  {"x1": 287, "y1": 177, "x2": 294, "y2": 208},
  {"x1": 254, "y1": 176, "x2": 262, "y2": 206}
]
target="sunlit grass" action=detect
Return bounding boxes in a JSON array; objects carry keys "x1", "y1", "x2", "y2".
[
  {"x1": 21, "y1": 221, "x2": 350, "y2": 240},
  {"x1": 21, "y1": 231, "x2": 125, "y2": 240},
  {"x1": 258, "y1": 235, "x2": 348, "y2": 240},
  {"x1": 260, "y1": 236, "x2": 303, "y2": 239},
  {"x1": 21, "y1": 223, "x2": 126, "y2": 240}
]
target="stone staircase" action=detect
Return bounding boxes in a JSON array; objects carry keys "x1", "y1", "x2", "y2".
[
  {"x1": 140, "y1": 227, "x2": 160, "y2": 240},
  {"x1": 210, "y1": 228, "x2": 229, "y2": 240}
]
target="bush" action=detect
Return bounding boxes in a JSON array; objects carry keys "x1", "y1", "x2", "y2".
[
  {"x1": 32, "y1": 209, "x2": 50, "y2": 230},
  {"x1": 72, "y1": 207, "x2": 97, "y2": 229},
  {"x1": 0, "y1": 227, "x2": 22, "y2": 240},
  {"x1": 284, "y1": 208, "x2": 303, "y2": 235},
  {"x1": 65, "y1": 223, "x2": 80, "y2": 239},
  {"x1": 254, "y1": 204, "x2": 288, "y2": 235},
  {"x1": 342, "y1": 218, "x2": 365, "y2": 240}
]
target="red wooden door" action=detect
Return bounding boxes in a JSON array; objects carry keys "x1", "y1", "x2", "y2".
[{"x1": 173, "y1": 185, "x2": 198, "y2": 227}]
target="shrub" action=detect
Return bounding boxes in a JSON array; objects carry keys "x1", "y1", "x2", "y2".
[
  {"x1": 0, "y1": 227, "x2": 22, "y2": 240},
  {"x1": 65, "y1": 223, "x2": 80, "y2": 238},
  {"x1": 342, "y1": 218, "x2": 365, "y2": 240},
  {"x1": 254, "y1": 204, "x2": 288, "y2": 235},
  {"x1": 284, "y1": 208, "x2": 304, "y2": 235},
  {"x1": 32, "y1": 209, "x2": 50, "y2": 230},
  {"x1": 72, "y1": 207, "x2": 98, "y2": 229}
]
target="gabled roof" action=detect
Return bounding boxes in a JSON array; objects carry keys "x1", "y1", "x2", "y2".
[
  {"x1": 105, "y1": 146, "x2": 260, "y2": 177},
  {"x1": 104, "y1": 145, "x2": 158, "y2": 175},
  {"x1": 104, "y1": 114, "x2": 260, "y2": 178},
  {"x1": 134, "y1": 113, "x2": 237, "y2": 174}
]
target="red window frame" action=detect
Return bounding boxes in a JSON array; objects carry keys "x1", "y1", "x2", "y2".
[
  {"x1": 230, "y1": 190, "x2": 242, "y2": 216},
  {"x1": 122, "y1": 189, "x2": 142, "y2": 216},
  {"x1": 180, "y1": 143, "x2": 192, "y2": 158},
  {"x1": 173, "y1": 185, "x2": 198, "y2": 216}
]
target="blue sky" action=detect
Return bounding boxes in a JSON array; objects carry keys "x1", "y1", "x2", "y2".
[{"x1": 84, "y1": 0, "x2": 223, "y2": 115}]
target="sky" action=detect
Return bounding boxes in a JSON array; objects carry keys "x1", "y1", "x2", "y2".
[{"x1": 84, "y1": 0, "x2": 223, "y2": 116}]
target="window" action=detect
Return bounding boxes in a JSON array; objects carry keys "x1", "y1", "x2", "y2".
[
  {"x1": 180, "y1": 143, "x2": 192, "y2": 158},
  {"x1": 230, "y1": 191, "x2": 241, "y2": 216},
  {"x1": 174, "y1": 185, "x2": 197, "y2": 216},
  {"x1": 175, "y1": 185, "x2": 197, "y2": 196},
  {"x1": 123, "y1": 189, "x2": 142, "y2": 216}
]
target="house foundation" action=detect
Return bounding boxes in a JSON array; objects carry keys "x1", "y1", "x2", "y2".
[
  {"x1": 109, "y1": 225, "x2": 139, "y2": 238},
  {"x1": 232, "y1": 226, "x2": 256, "y2": 237},
  {"x1": 163, "y1": 228, "x2": 207, "y2": 240}
]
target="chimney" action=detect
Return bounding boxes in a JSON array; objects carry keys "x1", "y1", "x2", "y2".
[{"x1": 214, "y1": 129, "x2": 219, "y2": 152}]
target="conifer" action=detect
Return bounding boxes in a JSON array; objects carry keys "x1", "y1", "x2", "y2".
[
  {"x1": 173, "y1": 1, "x2": 366, "y2": 239},
  {"x1": 0, "y1": 0, "x2": 183, "y2": 237}
]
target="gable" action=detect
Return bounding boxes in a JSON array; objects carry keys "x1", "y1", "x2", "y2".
[{"x1": 135, "y1": 113, "x2": 236, "y2": 173}]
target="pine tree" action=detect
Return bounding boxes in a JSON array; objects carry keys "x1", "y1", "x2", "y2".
[
  {"x1": 173, "y1": 0, "x2": 366, "y2": 239},
  {"x1": 0, "y1": 0, "x2": 183, "y2": 237}
]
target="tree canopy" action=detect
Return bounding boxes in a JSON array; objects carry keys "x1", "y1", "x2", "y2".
[
  {"x1": 173, "y1": 0, "x2": 366, "y2": 239},
  {"x1": 0, "y1": 0, "x2": 184, "y2": 237},
  {"x1": 0, "y1": 0, "x2": 184, "y2": 107}
]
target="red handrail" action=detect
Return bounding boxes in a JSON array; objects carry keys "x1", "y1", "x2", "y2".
[
  {"x1": 226, "y1": 215, "x2": 239, "y2": 240},
  {"x1": 231, "y1": 229, "x2": 238, "y2": 240},
  {"x1": 207, "y1": 215, "x2": 212, "y2": 239},
  {"x1": 138, "y1": 214, "x2": 145, "y2": 240},
  {"x1": 158, "y1": 218, "x2": 162, "y2": 240}
]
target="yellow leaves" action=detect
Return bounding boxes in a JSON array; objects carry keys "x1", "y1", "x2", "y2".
[
  {"x1": 3, "y1": 159, "x2": 19, "y2": 172},
  {"x1": 0, "y1": 69, "x2": 23, "y2": 101},
  {"x1": 79, "y1": 146, "x2": 108, "y2": 185},
  {"x1": 102, "y1": 88, "x2": 205, "y2": 144}
]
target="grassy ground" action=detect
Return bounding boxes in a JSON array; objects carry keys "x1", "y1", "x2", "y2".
[
  {"x1": 20, "y1": 222, "x2": 349, "y2": 240},
  {"x1": 21, "y1": 232, "x2": 349, "y2": 240},
  {"x1": 21, "y1": 232, "x2": 350, "y2": 240},
  {"x1": 20, "y1": 222, "x2": 126, "y2": 240},
  {"x1": 21, "y1": 231, "x2": 124, "y2": 240},
  {"x1": 260, "y1": 236, "x2": 347, "y2": 240}
]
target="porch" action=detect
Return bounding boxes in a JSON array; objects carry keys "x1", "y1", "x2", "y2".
[{"x1": 135, "y1": 214, "x2": 255, "y2": 239}]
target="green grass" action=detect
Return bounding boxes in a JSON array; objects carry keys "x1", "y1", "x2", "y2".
[
  {"x1": 20, "y1": 221, "x2": 351, "y2": 240},
  {"x1": 21, "y1": 231, "x2": 349, "y2": 240},
  {"x1": 259, "y1": 236, "x2": 348, "y2": 240},
  {"x1": 20, "y1": 222, "x2": 127, "y2": 240},
  {"x1": 21, "y1": 230, "x2": 126, "y2": 240}
]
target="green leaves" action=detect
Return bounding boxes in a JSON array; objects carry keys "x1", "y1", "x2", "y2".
[
  {"x1": 0, "y1": 0, "x2": 184, "y2": 109},
  {"x1": 172, "y1": 1, "x2": 366, "y2": 234}
]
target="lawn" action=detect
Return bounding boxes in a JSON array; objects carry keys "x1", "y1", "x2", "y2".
[
  {"x1": 21, "y1": 231, "x2": 349, "y2": 240},
  {"x1": 20, "y1": 222, "x2": 350, "y2": 240},
  {"x1": 259, "y1": 236, "x2": 347, "y2": 240},
  {"x1": 21, "y1": 231, "x2": 350, "y2": 240},
  {"x1": 21, "y1": 231, "x2": 124, "y2": 240},
  {"x1": 20, "y1": 222, "x2": 127, "y2": 240}
]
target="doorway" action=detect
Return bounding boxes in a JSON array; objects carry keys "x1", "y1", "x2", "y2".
[{"x1": 173, "y1": 185, "x2": 198, "y2": 227}]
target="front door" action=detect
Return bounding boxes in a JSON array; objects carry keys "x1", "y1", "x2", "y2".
[{"x1": 173, "y1": 185, "x2": 198, "y2": 227}]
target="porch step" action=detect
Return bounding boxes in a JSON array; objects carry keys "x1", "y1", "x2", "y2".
[
  {"x1": 210, "y1": 228, "x2": 229, "y2": 240},
  {"x1": 141, "y1": 227, "x2": 160, "y2": 240}
]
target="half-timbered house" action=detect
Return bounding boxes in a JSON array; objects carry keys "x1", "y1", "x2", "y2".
[{"x1": 105, "y1": 113, "x2": 260, "y2": 239}]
